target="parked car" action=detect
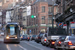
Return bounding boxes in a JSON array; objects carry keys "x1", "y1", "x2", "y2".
[
  {"x1": 55, "y1": 36, "x2": 75, "y2": 50},
  {"x1": 41, "y1": 34, "x2": 48, "y2": 46},
  {"x1": 29, "y1": 35, "x2": 32, "y2": 41},
  {"x1": 54, "y1": 36, "x2": 66, "y2": 49},
  {"x1": 32, "y1": 35, "x2": 37, "y2": 40},
  {"x1": 35, "y1": 33, "x2": 44, "y2": 43},
  {"x1": 35, "y1": 35, "x2": 38, "y2": 42},
  {"x1": 27, "y1": 35, "x2": 30, "y2": 41},
  {"x1": 20, "y1": 34, "x2": 28, "y2": 40},
  {"x1": 0, "y1": 32, "x2": 4, "y2": 36}
]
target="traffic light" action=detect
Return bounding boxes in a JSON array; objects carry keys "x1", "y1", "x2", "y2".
[{"x1": 31, "y1": 15, "x2": 34, "y2": 18}]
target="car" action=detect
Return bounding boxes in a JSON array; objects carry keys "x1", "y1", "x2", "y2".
[
  {"x1": 29, "y1": 35, "x2": 32, "y2": 41},
  {"x1": 41, "y1": 34, "x2": 48, "y2": 46},
  {"x1": 35, "y1": 33, "x2": 44, "y2": 43},
  {"x1": 0, "y1": 32, "x2": 4, "y2": 36},
  {"x1": 55, "y1": 36, "x2": 75, "y2": 50},
  {"x1": 27, "y1": 35, "x2": 30, "y2": 41},
  {"x1": 54, "y1": 36, "x2": 66, "y2": 49},
  {"x1": 20, "y1": 34, "x2": 28, "y2": 40},
  {"x1": 35, "y1": 35, "x2": 38, "y2": 42},
  {"x1": 31, "y1": 35, "x2": 37, "y2": 40}
]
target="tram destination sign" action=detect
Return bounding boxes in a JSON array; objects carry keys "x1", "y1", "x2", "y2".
[{"x1": 10, "y1": 25, "x2": 15, "y2": 27}]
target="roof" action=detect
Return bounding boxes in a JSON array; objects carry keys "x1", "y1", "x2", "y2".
[
  {"x1": 32, "y1": 0, "x2": 56, "y2": 5},
  {"x1": 7, "y1": 22, "x2": 19, "y2": 25}
]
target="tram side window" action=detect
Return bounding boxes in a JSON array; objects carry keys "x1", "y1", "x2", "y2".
[{"x1": 7, "y1": 27, "x2": 10, "y2": 35}]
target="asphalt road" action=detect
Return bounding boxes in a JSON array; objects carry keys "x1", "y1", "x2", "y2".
[{"x1": 0, "y1": 36, "x2": 55, "y2": 50}]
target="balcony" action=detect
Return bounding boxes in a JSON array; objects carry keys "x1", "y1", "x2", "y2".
[
  {"x1": 64, "y1": 5, "x2": 75, "y2": 14},
  {"x1": 55, "y1": 5, "x2": 75, "y2": 22}
]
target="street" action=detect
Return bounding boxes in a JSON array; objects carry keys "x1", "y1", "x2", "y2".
[{"x1": 0, "y1": 36, "x2": 54, "y2": 50}]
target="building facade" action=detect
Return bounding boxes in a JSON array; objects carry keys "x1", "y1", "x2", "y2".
[
  {"x1": 55, "y1": 0, "x2": 75, "y2": 34},
  {"x1": 27, "y1": 0, "x2": 58, "y2": 35}
]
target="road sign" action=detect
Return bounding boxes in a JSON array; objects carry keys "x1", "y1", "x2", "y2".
[
  {"x1": 70, "y1": 22, "x2": 75, "y2": 29},
  {"x1": 29, "y1": 30, "x2": 31, "y2": 33},
  {"x1": 31, "y1": 15, "x2": 36, "y2": 18},
  {"x1": 31, "y1": 15, "x2": 34, "y2": 18},
  {"x1": 58, "y1": 22, "x2": 63, "y2": 27},
  {"x1": 2, "y1": 28, "x2": 4, "y2": 31}
]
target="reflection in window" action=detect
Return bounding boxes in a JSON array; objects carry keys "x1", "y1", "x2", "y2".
[
  {"x1": 10, "y1": 27, "x2": 15, "y2": 35},
  {"x1": 7, "y1": 27, "x2": 18, "y2": 35}
]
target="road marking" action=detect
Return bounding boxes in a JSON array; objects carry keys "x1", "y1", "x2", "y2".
[
  {"x1": 30, "y1": 41, "x2": 41, "y2": 45},
  {"x1": 24, "y1": 41, "x2": 44, "y2": 50},
  {"x1": 18, "y1": 45, "x2": 27, "y2": 50},
  {"x1": 6, "y1": 45, "x2": 11, "y2": 50}
]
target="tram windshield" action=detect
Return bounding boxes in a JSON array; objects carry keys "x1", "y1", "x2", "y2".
[{"x1": 6, "y1": 25, "x2": 19, "y2": 35}]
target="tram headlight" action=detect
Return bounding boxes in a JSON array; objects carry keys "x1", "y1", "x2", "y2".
[
  {"x1": 6, "y1": 36, "x2": 9, "y2": 39},
  {"x1": 15, "y1": 37, "x2": 17, "y2": 39}
]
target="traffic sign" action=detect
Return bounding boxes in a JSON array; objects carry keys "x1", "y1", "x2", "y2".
[
  {"x1": 58, "y1": 22, "x2": 63, "y2": 27},
  {"x1": 29, "y1": 30, "x2": 31, "y2": 33},
  {"x1": 31, "y1": 15, "x2": 34, "y2": 18},
  {"x1": 31, "y1": 15, "x2": 36, "y2": 18}
]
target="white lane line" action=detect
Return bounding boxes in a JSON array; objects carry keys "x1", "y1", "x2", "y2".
[
  {"x1": 24, "y1": 41, "x2": 44, "y2": 50},
  {"x1": 18, "y1": 45, "x2": 27, "y2": 50},
  {"x1": 30, "y1": 41, "x2": 41, "y2": 45},
  {"x1": 6, "y1": 45, "x2": 12, "y2": 50}
]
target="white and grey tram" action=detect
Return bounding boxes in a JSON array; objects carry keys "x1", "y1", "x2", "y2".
[{"x1": 4, "y1": 22, "x2": 20, "y2": 43}]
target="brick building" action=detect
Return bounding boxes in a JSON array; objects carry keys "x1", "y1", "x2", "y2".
[{"x1": 27, "y1": 0, "x2": 58, "y2": 35}]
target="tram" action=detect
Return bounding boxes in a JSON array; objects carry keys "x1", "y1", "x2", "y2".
[{"x1": 4, "y1": 22, "x2": 20, "y2": 43}]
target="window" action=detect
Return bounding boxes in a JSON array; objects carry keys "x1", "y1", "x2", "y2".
[
  {"x1": 34, "y1": 7, "x2": 35, "y2": 13},
  {"x1": 48, "y1": 7, "x2": 52, "y2": 12},
  {"x1": 36, "y1": 6, "x2": 38, "y2": 13},
  {"x1": 41, "y1": 28, "x2": 45, "y2": 33},
  {"x1": 56, "y1": 7, "x2": 58, "y2": 13},
  {"x1": 41, "y1": 16, "x2": 45, "y2": 24},
  {"x1": 6, "y1": 26, "x2": 19, "y2": 35},
  {"x1": 48, "y1": 17, "x2": 52, "y2": 24},
  {"x1": 6, "y1": 0, "x2": 9, "y2": 2},
  {"x1": 69, "y1": 37, "x2": 75, "y2": 40},
  {"x1": 42, "y1": 6, "x2": 45, "y2": 12},
  {"x1": 48, "y1": 29, "x2": 66, "y2": 36}
]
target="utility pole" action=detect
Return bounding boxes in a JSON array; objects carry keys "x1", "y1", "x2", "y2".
[
  {"x1": 52, "y1": 0, "x2": 54, "y2": 28},
  {"x1": 63, "y1": 0, "x2": 65, "y2": 14}
]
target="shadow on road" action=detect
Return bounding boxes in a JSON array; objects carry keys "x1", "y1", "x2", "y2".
[{"x1": 4, "y1": 42, "x2": 20, "y2": 44}]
